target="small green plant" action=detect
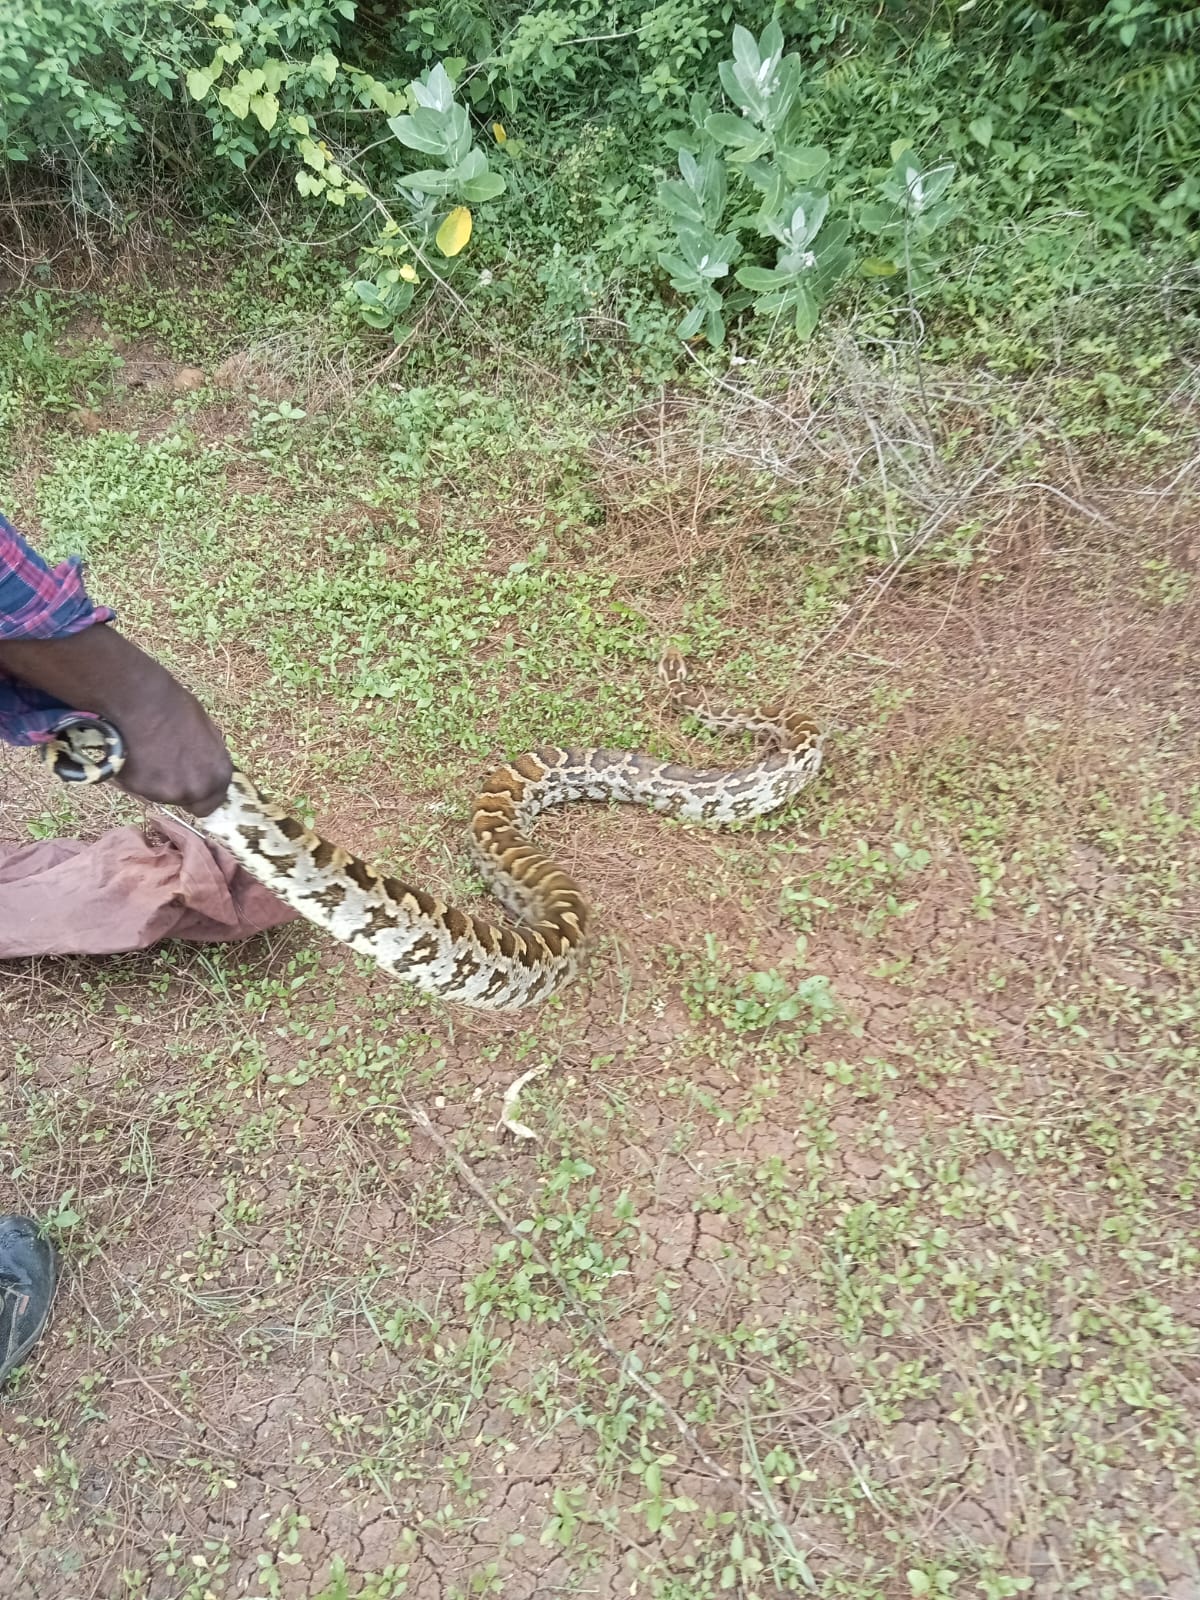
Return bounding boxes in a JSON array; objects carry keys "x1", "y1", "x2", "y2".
[
  {"x1": 628, "y1": 1449, "x2": 698, "y2": 1538},
  {"x1": 188, "y1": 53, "x2": 506, "y2": 339},
  {"x1": 657, "y1": 20, "x2": 851, "y2": 345},
  {"x1": 861, "y1": 146, "x2": 959, "y2": 290},
  {"x1": 681, "y1": 934, "x2": 840, "y2": 1033},
  {"x1": 540, "y1": 1484, "x2": 589, "y2": 1548},
  {"x1": 314, "y1": 1553, "x2": 412, "y2": 1599}
]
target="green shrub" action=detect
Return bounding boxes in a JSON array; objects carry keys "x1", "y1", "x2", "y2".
[{"x1": 2, "y1": 0, "x2": 1197, "y2": 357}]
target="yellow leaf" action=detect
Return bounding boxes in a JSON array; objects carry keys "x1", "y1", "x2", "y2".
[
  {"x1": 399, "y1": 264, "x2": 419, "y2": 284},
  {"x1": 435, "y1": 206, "x2": 472, "y2": 258},
  {"x1": 492, "y1": 122, "x2": 507, "y2": 144}
]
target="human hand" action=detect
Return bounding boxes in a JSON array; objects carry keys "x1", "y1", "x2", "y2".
[{"x1": 0, "y1": 626, "x2": 233, "y2": 815}]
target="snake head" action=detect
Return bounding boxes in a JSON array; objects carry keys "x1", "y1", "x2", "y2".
[{"x1": 656, "y1": 649, "x2": 688, "y2": 689}]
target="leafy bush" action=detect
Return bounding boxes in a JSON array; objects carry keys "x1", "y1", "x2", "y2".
[
  {"x1": 655, "y1": 23, "x2": 963, "y2": 347},
  {"x1": 2, "y1": 0, "x2": 1197, "y2": 355}
]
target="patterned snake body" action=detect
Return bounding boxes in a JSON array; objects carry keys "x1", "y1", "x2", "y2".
[{"x1": 58, "y1": 654, "x2": 823, "y2": 1010}]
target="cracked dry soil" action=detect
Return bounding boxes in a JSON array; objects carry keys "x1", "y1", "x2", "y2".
[{"x1": 2, "y1": 389, "x2": 1199, "y2": 1599}]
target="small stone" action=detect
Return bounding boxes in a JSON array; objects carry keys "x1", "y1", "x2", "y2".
[
  {"x1": 172, "y1": 365, "x2": 206, "y2": 392},
  {"x1": 843, "y1": 1149, "x2": 883, "y2": 1181},
  {"x1": 1149, "y1": 1535, "x2": 1195, "y2": 1582}
]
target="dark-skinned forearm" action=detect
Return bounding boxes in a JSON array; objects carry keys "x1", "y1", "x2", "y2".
[
  {"x1": 0, "y1": 624, "x2": 171, "y2": 717},
  {"x1": 0, "y1": 626, "x2": 234, "y2": 815}
]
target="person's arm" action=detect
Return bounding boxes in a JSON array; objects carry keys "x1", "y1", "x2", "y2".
[
  {"x1": 0, "y1": 627, "x2": 233, "y2": 815},
  {"x1": 0, "y1": 513, "x2": 232, "y2": 816}
]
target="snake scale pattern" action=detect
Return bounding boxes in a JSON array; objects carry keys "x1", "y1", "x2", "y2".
[{"x1": 57, "y1": 654, "x2": 823, "y2": 1011}]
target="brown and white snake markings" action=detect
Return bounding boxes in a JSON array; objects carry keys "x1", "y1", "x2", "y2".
[{"x1": 197, "y1": 652, "x2": 823, "y2": 1011}]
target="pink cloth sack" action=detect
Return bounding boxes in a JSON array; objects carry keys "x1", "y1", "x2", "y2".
[{"x1": 0, "y1": 815, "x2": 298, "y2": 958}]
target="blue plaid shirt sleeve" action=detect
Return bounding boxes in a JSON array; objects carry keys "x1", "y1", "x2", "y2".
[{"x1": 0, "y1": 510, "x2": 116, "y2": 745}]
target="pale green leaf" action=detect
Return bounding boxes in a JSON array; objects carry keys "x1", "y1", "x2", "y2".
[
  {"x1": 185, "y1": 67, "x2": 216, "y2": 102},
  {"x1": 249, "y1": 91, "x2": 278, "y2": 132}
]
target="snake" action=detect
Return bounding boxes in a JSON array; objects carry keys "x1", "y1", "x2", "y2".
[{"x1": 43, "y1": 653, "x2": 823, "y2": 1011}]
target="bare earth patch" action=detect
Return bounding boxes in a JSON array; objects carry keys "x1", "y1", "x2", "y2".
[{"x1": 2, "y1": 348, "x2": 1199, "y2": 1600}]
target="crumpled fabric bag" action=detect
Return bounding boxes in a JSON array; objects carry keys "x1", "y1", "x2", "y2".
[{"x1": 0, "y1": 814, "x2": 298, "y2": 958}]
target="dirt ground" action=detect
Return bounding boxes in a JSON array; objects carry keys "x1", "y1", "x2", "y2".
[{"x1": 2, "y1": 340, "x2": 1199, "y2": 1600}]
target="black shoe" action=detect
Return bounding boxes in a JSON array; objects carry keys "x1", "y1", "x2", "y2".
[{"x1": 0, "y1": 1215, "x2": 59, "y2": 1388}]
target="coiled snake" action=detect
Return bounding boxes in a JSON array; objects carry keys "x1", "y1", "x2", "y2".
[{"x1": 44, "y1": 653, "x2": 822, "y2": 1011}]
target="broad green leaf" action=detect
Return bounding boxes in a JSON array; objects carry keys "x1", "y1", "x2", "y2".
[
  {"x1": 387, "y1": 106, "x2": 462, "y2": 159},
  {"x1": 387, "y1": 112, "x2": 442, "y2": 156},
  {"x1": 447, "y1": 106, "x2": 473, "y2": 166},
  {"x1": 299, "y1": 138, "x2": 326, "y2": 171},
  {"x1": 262, "y1": 59, "x2": 293, "y2": 95},
  {"x1": 459, "y1": 170, "x2": 506, "y2": 202},
  {"x1": 759, "y1": 19, "x2": 784, "y2": 61},
  {"x1": 412, "y1": 63, "x2": 454, "y2": 113},
  {"x1": 775, "y1": 145, "x2": 830, "y2": 185},
  {"x1": 918, "y1": 161, "x2": 955, "y2": 206},
  {"x1": 659, "y1": 183, "x2": 707, "y2": 226},
  {"x1": 249, "y1": 92, "x2": 278, "y2": 132},
  {"x1": 969, "y1": 116, "x2": 993, "y2": 148},
  {"x1": 436, "y1": 205, "x2": 472, "y2": 256},
  {"x1": 350, "y1": 69, "x2": 405, "y2": 117},
  {"x1": 185, "y1": 67, "x2": 216, "y2": 102},
  {"x1": 792, "y1": 283, "x2": 820, "y2": 339},
  {"x1": 705, "y1": 113, "x2": 771, "y2": 160},
  {"x1": 295, "y1": 170, "x2": 324, "y2": 197},
  {"x1": 403, "y1": 167, "x2": 455, "y2": 194},
  {"x1": 449, "y1": 147, "x2": 486, "y2": 182},
  {"x1": 678, "y1": 301, "x2": 707, "y2": 338},
  {"x1": 780, "y1": 191, "x2": 828, "y2": 249},
  {"x1": 674, "y1": 223, "x2": 740, "y2": 276},
  {"x1": 310, "y1": 50, "x2": 339, "y2": 86},
  {"x1": 735, "y1": 264, "x2": 786, "y2": 291},
  {"x1": 719, "y1": 59, "x2": 758, "y2": 120},
  {"x1": 658, "y1": 252, "x2": 702, "y2": 290},
  {"x1": 730, "y1": 24, "x2": 761, "y2": 81},
  {"x1": 860, "y1": 202, "x2": 896, "y2": 232},
  {"x1": 218, "y1": 81, "x2": 251, "y2": 120}
]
